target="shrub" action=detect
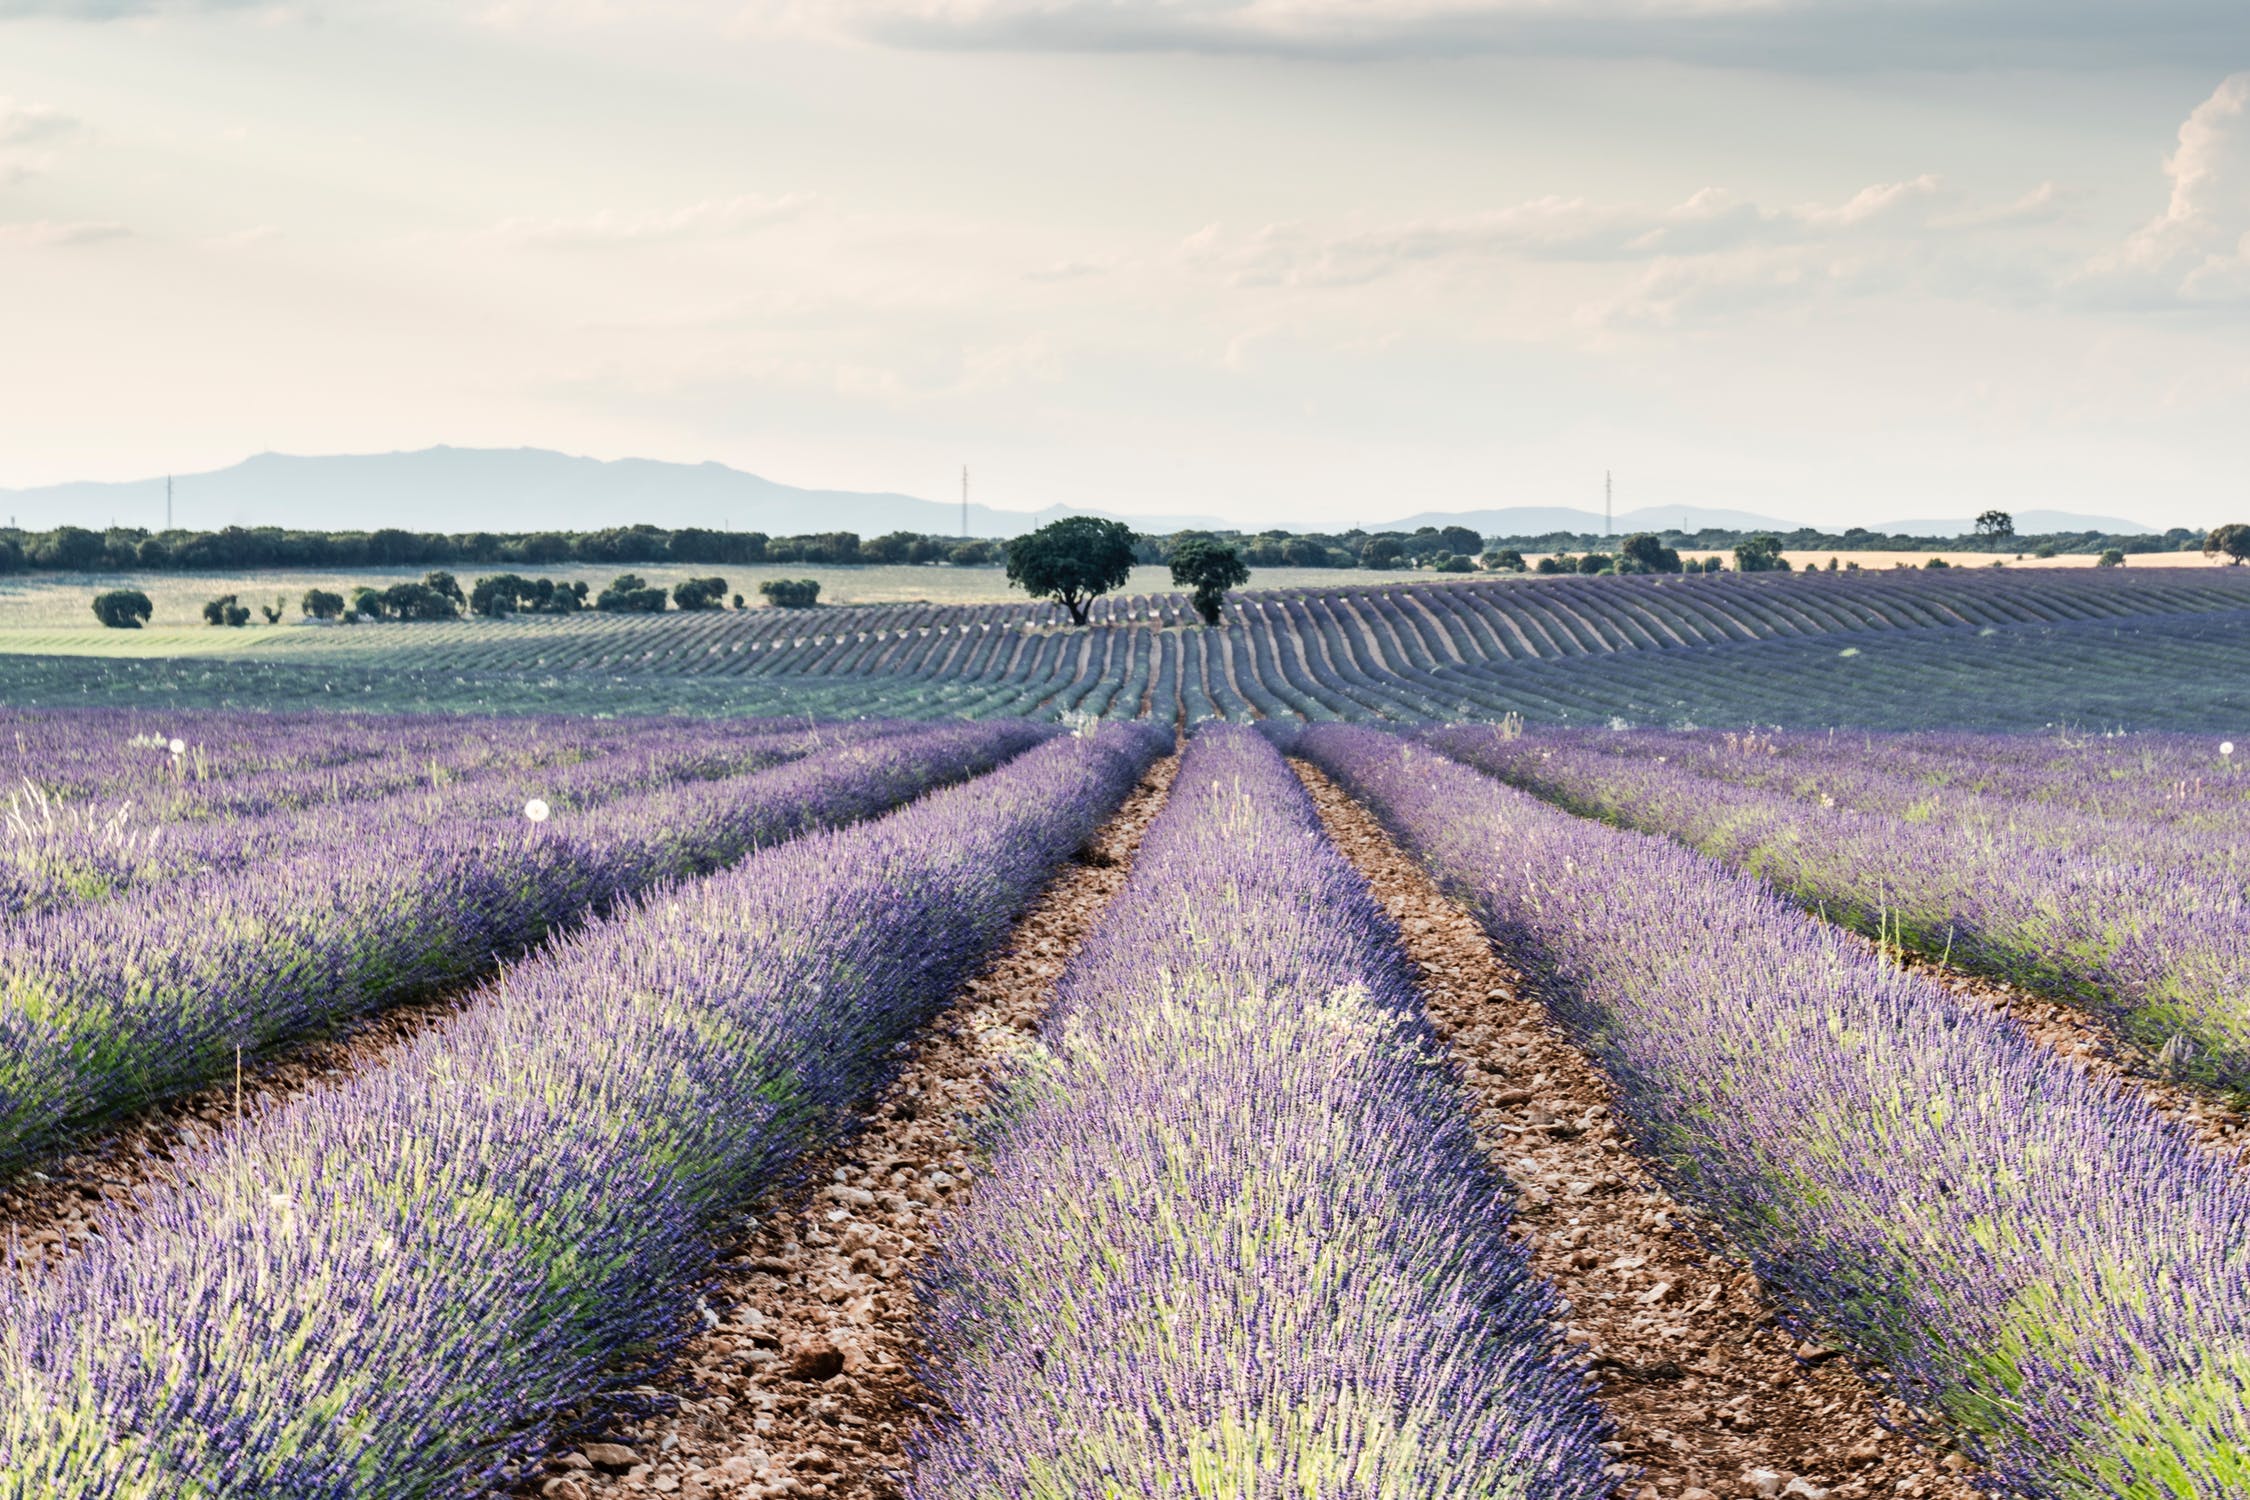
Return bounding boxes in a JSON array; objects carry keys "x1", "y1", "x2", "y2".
[
  {"x1": 948, "y1": 539, "x2": 998, "y2": 567},
  {"x1": 1577, "y1": 552, "x2": 1614, "y2": 575},
  {"x1": 91, "y1": 589, "x2": 153, "y2": 629},
  {"x1": 731, "y1": 593, "x2": 746, "y2": 610},
  {"x1": 1484, "y1": 548, "x2": 1526, "y2": 572},
  {"x1": 596, "y1": 573, "x2": 668, "y2": 612},
  {"x1": 300, "y1": 588, "x2": 346, "y2": 620},
  {"x1": 1617, "y1": 533, "x2": 1682, "y2": 575},
  {"x1": 672, "y1": 576, "x2": 728, "y2": 611},
  {"x1": 1734, "y1": 534, "x2": 1789, "y2": 572},
  {"x1": 1925, "y1": 557, "x2": 1951, "y2": 569},
  {"x1": 759, "y1": 578, "x2": 822, "y2": 608},
  {"x1": 1433, "y1": 553, "x2": 1476, "y2": 574},
  {"x1": 259, "y1": 597, "x2": 285, "y2": 624},
  {"x1": 2098, "y1": 548, "x2": 2126, "y2": 568},
  {"x1": 201, "y1": 594, "x2": 251, "y2": 627}
]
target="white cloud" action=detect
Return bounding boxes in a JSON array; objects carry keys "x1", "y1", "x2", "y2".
[
  {"x1": 1178, "y1": 175, "x2": 2017, "y2": 294},
  {"x1": 483, "y1": 192, "x2": 816, "y2": 247},
  {"x1": 2083, "y1": 72, "x2": 2250, "y2": 305}
]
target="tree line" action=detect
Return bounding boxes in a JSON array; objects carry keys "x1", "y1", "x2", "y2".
[{"x1": 14, "y1": 514, "x2": 2238, "y2": 580}]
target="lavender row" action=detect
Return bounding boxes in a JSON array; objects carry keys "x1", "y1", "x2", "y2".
[
  {"x1": 911, "y1": 726, "x2": 1607, "y2": 1500},
  {"x1": 1299, "y1": 726, "x2": 2250, "y2": 1497},
  {"x1": 0, "y1": 719, "x2": 1049, "y2": 1184},
  {"x1": 0, "y1": 719, "x2": 881, "y2": 919},
  {"x1": 0, "y1": 725, "x2": 1165, "y2": 1496},
  {"x1": 1427, "y1": 727, "x2": 2250, "y2": 1088}
]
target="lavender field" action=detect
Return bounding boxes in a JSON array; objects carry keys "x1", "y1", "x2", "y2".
[{"x1": 0, "y1": 698, "x2": 2243, "y2": 1499}]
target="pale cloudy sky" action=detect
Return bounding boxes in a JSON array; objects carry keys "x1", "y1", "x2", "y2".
[{"x1": 1, "y1": 2, "x2": 2246, "y2": 529}]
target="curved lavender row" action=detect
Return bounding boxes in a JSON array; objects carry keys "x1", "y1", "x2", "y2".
[
  {"x1": 0, "y1": 719, "x2": 893, "y2": 918},
  {"x1": 1426, "y1": 727, "x2": 2250, "y2": 1088},
  {"x1": 0, "y1": 725, "x2": 1166, "y2": 1498},
  {"x1": 910, "y1": 726, "x2": 1608, "y2": 1500},
  {"x1": 1299, "y1": 726, "x2": 2250, "y2": 1497},
  {"x1": 0, "y1": 719, "x2": 1049, "y2": 1185}
]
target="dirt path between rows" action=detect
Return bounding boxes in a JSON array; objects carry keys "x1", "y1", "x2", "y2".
[
  {"x1": 1294, "y1": 761, "x2": 1979, "y2": 1500},
  {"x1": 515, "y1": 756, "x2": 1175, "y2": 1500}
]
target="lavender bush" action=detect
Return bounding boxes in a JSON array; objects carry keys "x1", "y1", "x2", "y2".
[
  {"x1": 910, "y1": 726, "x2": 1608, "y2": 1500},
  {"x1": 1301, "y1": 725, "x2": 2250, "y2": 1497},
  {"x1": 0, "y1": 719, "x2": 1047, "y2": 1183},
  {"x1": 0, "y1": 724, "x2": 1165, "y2": 1497},
  {"x1": 1425, "y1": 726, "x2": 2250, "y2": 1089}
]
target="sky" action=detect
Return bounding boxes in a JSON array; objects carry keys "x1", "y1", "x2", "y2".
[{"x1": 1, "y1": 1, "x2": 2246, "y2": 532}]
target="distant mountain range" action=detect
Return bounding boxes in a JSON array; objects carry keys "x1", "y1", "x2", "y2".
[{"x1": 0, "y1": 447, "x2": 2166, "y2": 540}]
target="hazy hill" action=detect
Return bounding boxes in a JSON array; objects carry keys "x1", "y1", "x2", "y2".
[{"x1": 0, "y1": 448, "x2": 1232, "y2": 540}]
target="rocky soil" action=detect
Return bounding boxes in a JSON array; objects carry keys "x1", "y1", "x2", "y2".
[
  {"x1": 1295, "y1": 761, "x2": 1982, "y2": 1500},
  {"x1": 514, "y1": 758, "x2": 1176, "y2": 1500}
]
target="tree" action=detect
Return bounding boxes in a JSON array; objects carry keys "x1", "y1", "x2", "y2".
[
  {"x1": 1577, "y1": 552, "x2": 1614, "y2": 575},
  {"x1": 1616, "y1": 532, "x2": 1683, "y2": 575},
  {"x1": 2205, "y1": 523, "x2": 2250, "y2": 565},
  {"x1": 672, "y1": 575, "x2": 729, "y2": 611},
  {"x1": 1483, "y1": 548, "x2": 1526, "y2": 573},
  {"x1": 2098, "y1": 548, "x2": 2126, "y2": 568},
  {"x1": 1361, "y1": 537, "x2": 1405, "y2": 570},
  {"x1": 422, "y1": 571, "x2": 466, "y2": 608},
  {"x1": 759, "y1": 578, "x2": 821, "y2": 608},
  {"x1": 596, "y1": 573, "x2": 668, "y2": 612},
  {"x1": 1734, "y1": 534, "x2": 1790, "y2": 572},
  {"x1": 1168, "y1": 534, "x2": 1250, "y2": 625},
  {"x1": 91, "y1": 588, "x2": 152, "y2": 629},
  {"x1": 1434, "y1": 553, "x2": 1476, "y2": 573},
  {"x1": 259, "y1": 596, "x2": 285, "y2": 624},
  {"x1": 300, "y1": 588, "x2": 346, "y2": 620},
  {"x1": 1437, "y1": 525, "x2": 1483, "y2": 558},
  {"x1": 201, "y1": 594, "x2": 251, "y2": 627},
  {"x1": 1975, "y1": 509, "x2": 2014, "y2": 540},
  {"x1": 1005, "y1": 517, "x2": 1137, "y2": 626}
]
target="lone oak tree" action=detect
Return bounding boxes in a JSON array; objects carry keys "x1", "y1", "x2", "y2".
[
  {"x1": 1169, "y1": 533, "x2": 1251, "y2": 625},
  {"x1": 1005, "y1": 517, "x2": 1137, "y2": 625},
  {"x1": 2206, "y1": 523, "x2": 2249, "y2": 565}
]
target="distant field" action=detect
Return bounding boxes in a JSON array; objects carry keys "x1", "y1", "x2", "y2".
[
  {"x1": 1, "y1": 566, "x2": 2242, "y2": 731},
  {"x1": 0, "y1": 562, "x2": 1446, "y2": 639}
]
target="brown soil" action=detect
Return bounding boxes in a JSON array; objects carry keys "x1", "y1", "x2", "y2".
[
  {"x1": 514, "y1": 757, "x2": 1175, "y2": 1500},
  {"x1": 0, "y1": 981, "x2": 496, "y2": 1278},
  {"x1": 1888, "y1": 951, "x2": 2248, "y2": 1168},
  {"x1": 1294, "y1": 760, "x2": 1982, "y2": 1500}
]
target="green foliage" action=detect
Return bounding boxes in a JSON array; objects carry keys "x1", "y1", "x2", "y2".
[
  {"x1": 595, "y1": 574, "x2": 668, "y2": 613},
  {"x1": 201, "y1": 594, "x2": 251, "y2": 627},
  {"x1": 1734, "y1": 534, "x2": 1789, "y2": 573},
  {"x1": 1536, "y1": 554, "x2": 1571, "y2": 575},
  {"x1": 1975, "y1": 509, "x2": 2014, "y2": 539},
  {"x1": 349, "y1": 577, "x2": 464, "y2": 621},
  {"x1": 1005, "y1": 517, "x2": 1137, "y2": 625},
  {"x1": 1483, "y1": 548, "x2": 1526, "y2": 572},
  {"x1": 258, "y1": 596, "x2": 285, "y2": 624},
  {"x1": 300, "y1": 588, "x2": 346, "y2": 620},
  {"x1": 758, "y1": 578, "x2": 821, "y2": 608},
  {"x1": 1577, "y1": 553, "x2": 1614, "y2": 575},
  {"x1": 2206, "y1": 523, "x2": 2250, "y2": 565},
  {"x1": 1434, "y1": 553, "x2": 1476, "y2": 573},
  {"x1": 1167, "y1": 534, "x2": 1251, "y2": 625},
  {"x1": 2098, "y1": 549, "x2": 2126, "y2": 568},
  {"x1": 1926, "y1": 557, "x2": 1951, "y2": 570},
  {"x1": 1362, "y1": 538, "x2": 1405, "y2": 570},
  {"x1": 90, "y1": 589, "x2": 153, "y2": 630},
  {"x1": 469, "y1": 575, "x2": 587, "y2": 617},
  {"x1": 948, "y1": 539, "x2": 999, "y2": 566},
  {"x1": 1616, "y1": 533, "x2": 1683, "y2": 575},
  {"x1": 671, "y1": 576, "x2": 729, "y2": 611}
]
